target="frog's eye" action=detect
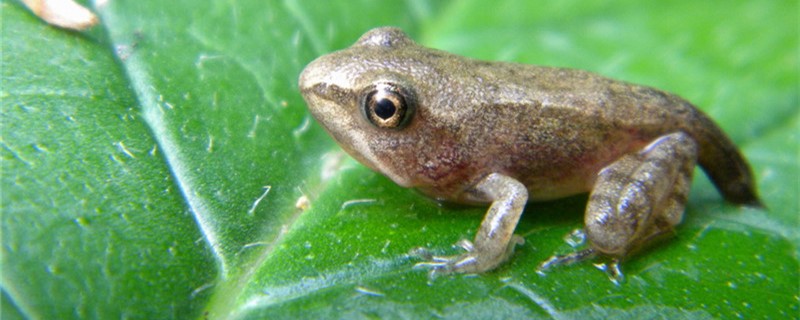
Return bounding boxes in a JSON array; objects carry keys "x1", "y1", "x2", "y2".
[{"x1": 361, "y1": 83, "x2": 415, "y2": 129}]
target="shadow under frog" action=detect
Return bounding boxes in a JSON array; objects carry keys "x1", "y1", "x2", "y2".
[{"x1": 298, "y1": 27, "x2": 762, "y2": 278}]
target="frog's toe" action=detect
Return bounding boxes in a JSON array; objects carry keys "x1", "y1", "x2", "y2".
[
  {"x1": 536, "y1": 248, "x2": 597, "y2": 273},
  {"x1": 455, "y1": 239, "x2": 474, "y2": 251},
  {"x1": 410, "y1": 246, "x2": 470, "y2": 275},
  {"x1": 536, "y1": 248, "x2": 626, "y2": 283},
  {"x1": 413, "y1": 252, "x2": 481, "y2": 277},
  {"x1": 412, "y1": 236, "x2": 525, "y2": 276}
]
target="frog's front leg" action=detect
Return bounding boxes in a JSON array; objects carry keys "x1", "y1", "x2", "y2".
[
  {"x1": 540, "y1": 132, "x2": 698, "y2": 272},
  {"x1": 416, "y1": 173, "x2": 528, "y2": 275}
]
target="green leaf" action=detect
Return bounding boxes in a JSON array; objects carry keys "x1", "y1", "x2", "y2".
[{"x1": 2, "y1": 0, "x2": 797, "y2": 319}]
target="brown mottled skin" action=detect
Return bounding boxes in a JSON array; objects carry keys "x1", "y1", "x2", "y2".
[{"x1": 299, "y1": 27, "x2": 762, "y2": 275}]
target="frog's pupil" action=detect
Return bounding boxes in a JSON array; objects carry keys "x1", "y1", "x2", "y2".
[{"x1": 374, "y1": 97, "x2": 397, "y2": 120}]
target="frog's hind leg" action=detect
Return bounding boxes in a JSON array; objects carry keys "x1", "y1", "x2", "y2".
[
  {"x1": 539, "y1": 132, "x2": 697, "y2": 273},
  {"x1": 586, "y1": 131, "x2": 697, "y2": 257}
]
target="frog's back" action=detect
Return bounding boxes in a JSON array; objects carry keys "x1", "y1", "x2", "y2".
[{"x1": 462, "y1": 59, "x2": 761, "y2": 206}]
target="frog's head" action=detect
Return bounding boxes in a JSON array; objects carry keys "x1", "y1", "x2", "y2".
[{"x1": 299, "y1": 27, "x2": 444, "y2": 187}]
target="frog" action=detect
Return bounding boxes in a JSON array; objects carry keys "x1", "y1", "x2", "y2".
[{"x1": 298, "y1": 27, "x2": 762, "y2": 276}]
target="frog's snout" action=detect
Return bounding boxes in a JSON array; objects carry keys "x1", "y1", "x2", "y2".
[
  {"x1": 299, "y1": 55, "x2": 333, "y2": 93},
  {"x1": 298, "y1": 60, "x2": 317, "y2": 93}
]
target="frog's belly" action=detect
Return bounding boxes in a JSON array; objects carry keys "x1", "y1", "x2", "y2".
[
  {"x1": 522, "y1": 175, "x2": 593, "y2": 201},
  {"x1": 415, "y1": 170, "x2": 596, "y2": 205},
  {"x1": 412, "y1": 135, "x2": 649, "y2": 205}
]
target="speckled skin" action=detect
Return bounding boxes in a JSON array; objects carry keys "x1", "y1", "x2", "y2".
[{"x1": 299, "y1": 27, "x2": 761, "y2": 274}]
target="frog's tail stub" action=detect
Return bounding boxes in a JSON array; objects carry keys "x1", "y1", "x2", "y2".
[{"x1": 690, "y1": 112, "x2": 764, "y2": 208}]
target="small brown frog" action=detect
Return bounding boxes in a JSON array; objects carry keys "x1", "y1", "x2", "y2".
[{"x1": 298, "y1": 27, "x2": 762, "y2": 275}]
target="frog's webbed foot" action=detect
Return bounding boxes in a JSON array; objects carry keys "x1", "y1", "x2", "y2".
[
  {"x1": 537, "y1": 229, "x2": 597, "y2": 272},
  {"x1": 412, "y1": 173, "x2": 528, "y2": 277},
  {"x1": 537, "y1": 247, "x2": 597, "y2": 271},
  {"x1": 539, "y1": 132, "x2": 697, "y2": 283},
  {"x1": 537, "y1": 248, "x2": 625, "y2": 284},
  {"x1": 413, "y1": 235, "x2": 525, "y2": 277}
]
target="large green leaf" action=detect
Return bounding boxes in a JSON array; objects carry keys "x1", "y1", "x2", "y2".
[{"x1": 2, "y1": 0, "x2": 797, "y2": 319}]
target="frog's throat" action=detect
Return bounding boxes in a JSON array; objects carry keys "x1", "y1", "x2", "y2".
[{"x1": 334, "y1": 133, "x2": 412, "y2": 188}]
